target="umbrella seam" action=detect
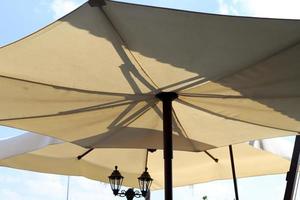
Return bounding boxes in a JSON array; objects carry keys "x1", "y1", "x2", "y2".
[
  {"x1": 100, "y1": 6, "x2": 160, "y2": 90},
  {"x1": 0, "y1": 74, "x2": 142, "y2": 97},
  {"x1": 73, "y1": 100, "x2": 159, "y2": 148},
  {"x1": 176, "y1": 98, "x2": 298, "y2": 133},
  {"x1": 179, "y1": 94, "x2": 300, "y2": 99},
  {"x1": 0, "y1": 99, "x2": 150, "y2": 122},
  {"x1": 171, "y1": 107, "x2": 198, "y2": 152},
  {"x1": 181, "y1": 37, "x2": 300, "y2": 93}
]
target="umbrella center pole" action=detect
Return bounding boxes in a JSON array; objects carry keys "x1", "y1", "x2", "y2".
[
  {"x1": 284, "y1": 135, "x2": 300, "y2": 200},
  {"x1": 156, "y1": 92, "x2": 178, "y2": 200}
]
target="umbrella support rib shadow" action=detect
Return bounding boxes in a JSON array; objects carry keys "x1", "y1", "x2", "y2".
[
  {"x1": 283, "y1": 135, "x2": 300, "y2": 200},
  {"x1": 156, "y1": 92, "x2": 178, "y2": 200},
  {"x1": 229, "y1": 145, "x2": 239, "y2": 200},
  {"x1": 77, "y1": 148, "x2": 94, "y2": 160}
]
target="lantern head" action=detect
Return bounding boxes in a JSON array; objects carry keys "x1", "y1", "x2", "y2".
[
  {"x1": 108, "y1": 166, "x2": 124, "y2": 196},
  {"x1": 138, "y1": 167, "x2": 153, "y2": 197}
]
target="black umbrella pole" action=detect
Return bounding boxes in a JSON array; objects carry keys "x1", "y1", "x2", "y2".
[
  {"x1": 156, "y1": 92, "x2": 178, "y2": 200},
  {"x1": 229, "y1": 145, "x2": 239, "y2": 200},
  {"x1": 163, "y1": 99, "x2": 173, "y2": 200},
  {"x1": 284, "y1": 135, "x2": 300, "y2": 200}
]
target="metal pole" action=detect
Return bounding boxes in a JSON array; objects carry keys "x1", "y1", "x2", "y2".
[
  {"x1": 156, "y1": 92, "x2": 178, "y2": 200},
  {"x1": 145, "y1": 190, "x2": 151, "y2": 200},
  {"x1": 284, "y1": 135, "x2": 300, "y2": 200},
  {"x1": 66, "y1": 176, "x2": 70, "y2": 200},
  {"x1": 229, "y1": 145, "x2": 239, "y2": 200},
  {"x1": 162, "y1": 98, "x2": 173, "y2": 200}
]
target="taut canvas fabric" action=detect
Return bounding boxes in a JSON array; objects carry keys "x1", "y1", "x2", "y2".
[
  {"x1": 0, "y1": 133, "x2": 292, "y2": 189},
  {"x1": 0, "y1": 133, "x2": 61, "y2": 160},
  {"x1": 0, "y1": 1, "x2": 299, "y2": 151}
]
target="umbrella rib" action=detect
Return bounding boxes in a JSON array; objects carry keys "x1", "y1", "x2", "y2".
[
  {"x1": 75, "y1": 103, "x2": 158, "y2": 159},
  {"x1": 154, "y1": 75, "x2": 206, "y2": 92},
  {"x1": 204, "y1": 151, "x2": 219, "y2": 163},
  {"x1": 59, "y1": 99, "x2": 136, "y2": 115},
  {"x1": 172, "y1": 106, "x2": 219, "y2": 162},
  {"x1": 0, "y1": 99, "x2": 142, "y2": 122},
  {"x1": 108, "y1": 99, "x2": 157, "y2": 128},
  {"x1": 185, "y1": 37, "x2": 300, "y2": 91},
  {"x1": 0, "y1": 74, "x2": 136, "y2": 97},
  {"x1": 107, "y1": 102, "x2": 141, "y2": 128},
  {"x1": 100, "y1": 6, "x2": 160, "y2": 90},
  {"x1": 173, "y1": 77, "x2": 208, "y2": 93},
  {"x1": 79, "y1": 102, "x2": 156, "y2": 148},
  {"x1": 108, "y1": 102, "x2": 152, "y2": 129},
  {"x1": 179, "y1": 93, "x2": 300, "y2": 99},
  {"x1": 77, "y1": 148, "x2": 94, "y2": 160},
  {"x1": 177, "y1": 98, "x2": 298, "y2": 133},
  {"x1": 171, "y1": 107, "x2": 198, "y2": 152}
]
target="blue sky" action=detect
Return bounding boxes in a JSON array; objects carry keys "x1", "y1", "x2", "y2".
[{"x1": 0, "y1": 0, "x2": 300, "y2": 199}]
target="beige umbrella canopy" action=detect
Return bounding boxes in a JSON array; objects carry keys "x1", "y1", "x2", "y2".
[
  {"x1": 0, "y1": 1, "x2": 299, "y2": 147},
  {"x1": 0, "y1": 133, "x2": 291, "y2": 190},
  {"x1": 1, "y1": 0, "x2": 300, "y2": 199}
]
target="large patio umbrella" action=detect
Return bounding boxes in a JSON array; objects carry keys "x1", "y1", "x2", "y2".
[
  {"x1": 0, "y1": 133, "x2": 293, "y2": 190},
  {"x1": 1, "y1": 0, "x2": 300, "y2": 199}
]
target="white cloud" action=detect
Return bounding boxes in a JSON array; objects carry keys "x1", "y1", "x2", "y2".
[
  {"x1": 51, "y1": 0, "x2": 81, "y2": 18},
  {"x1": 218, "y1": 0, "x2": 229, "y2": 14},
  {"x1": 69, "y1": 177, "x2": 116, "y2": 200},
  {"x1": 218, "y1": 0, "x2": 300, "y2": 19},
  {"x1": 25, "y1": 174, "x2": 66, "y2": 197},
  {"x1": 0, "y1": 189, "x2": 23, "y2": 200},
  {"x1": 218, "y1": 0, "x2": 239, "y2": 15},
  {"x1": 240, "y1": 0, "x2": 300, "y2": 19},
  {"x1": 0, "y1": 167, "x2": 117, "y2": 200}
]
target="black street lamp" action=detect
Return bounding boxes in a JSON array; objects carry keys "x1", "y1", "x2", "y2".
[
  {"x1": 108, "y1": 166, "x2": 153, "y2": 200},
  {"x1": 137, "y1": 167, "x2": 153, "y2": 197},
  {"x1": 108, "y1": 166, "x2": 124, "y2": 196}
]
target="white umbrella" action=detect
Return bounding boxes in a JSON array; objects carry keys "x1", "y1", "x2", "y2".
[
  {"x1": 1, "y1": 1, "x2": 300, "y2": 199},
  {"x1": 0, "y1": 133, "x2": 294, "y2": 192}
]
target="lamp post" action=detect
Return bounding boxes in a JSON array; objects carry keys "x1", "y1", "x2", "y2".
[{"x1": 108, "y1": 166, "x2": 153, "y2": 200}]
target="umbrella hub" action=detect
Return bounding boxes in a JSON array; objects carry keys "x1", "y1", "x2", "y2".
[{"x1": 155, "y1": 92, "x2": 178, "y2": 102}]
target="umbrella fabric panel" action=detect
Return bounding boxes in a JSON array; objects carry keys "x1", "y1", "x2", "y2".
[
  {"x1": 0, "y1": 97, "x2": 214, "y2": 151},
  {"x1": 0, "y1": 142, "x2": 158, "y2": 189},
  {"x1": 0, "y1": 69, "x2": 295, "y2": 150},
  {"x1": 250, "y1": 137, "x2": 294, "y2": 161},
  {"x1": 178, "y1": 96, "x2": 300, "y2": 133},
  {"x1": 103, "y1": 1, "x2": 300, "y2": 91},
  {"x1": 0, "y1": 142, "x2": 290, "y2": 190},
  {"x1": 181, "y1": 43, "x2": 300, "y2": 97},
  {"x1": 148, "y1": 144, "x2": 290, "y2": 187},
  {"x1": 0, "y1": 152, "x2": 141, "y2": 188},
  {"x1": 0, "y1": 76, "x2": 142, "y2": 120},
  {"x1": 0, "y1": 133, "x2": 61, "y2": 160},
  {"x1": 1, "y1": 87, "x2": 292, "y2": 150},
  {"x1": 0, "y1": 1, "x2": 299, "y2": 150},
  {"x1": 172, "y1": 101, "x2": 294, "y2": 147},
  {"x1": 0, "y1": 3, "x2": 154, "y2": 94},
  {"x1": 180, "y1": 43, "x2": 300, "y2": 133},
  {"x1": 0, "y1": 100, "x2": 160, "y2": 142},
  {"x1": 72, "y1": 101, "x2": 215, "y2": 151},
  {"x1": 73, "y1": 126, "x2": 215, "y2": 151}
]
